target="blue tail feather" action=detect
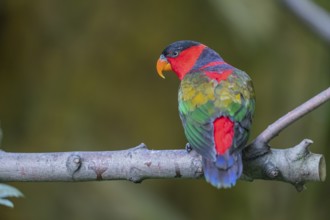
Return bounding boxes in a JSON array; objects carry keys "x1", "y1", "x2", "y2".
[{"x1": 203, "y1": 151, "x2": 242, "y2": 189}]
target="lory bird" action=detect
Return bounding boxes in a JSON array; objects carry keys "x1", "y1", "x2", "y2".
[{"x1": 156, "y1": 40, "x2": 255, "y2": 188}]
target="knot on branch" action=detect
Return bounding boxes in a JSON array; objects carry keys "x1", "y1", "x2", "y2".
[
  {"x1": 264, "y1": 162, "x2": 280, "y2": 179},
  {"x1": 294, "y1": 182, "x2": 307, "y2": 192},
  {"x1": 66, "y1": 154, "x2": 82, "y2": 178},
  {"x1": 128, "y1": 166, "x2": 144, "y2": 183},
  {"x1": 287, "y1": 139, "x2": 313, "y2": 162}
]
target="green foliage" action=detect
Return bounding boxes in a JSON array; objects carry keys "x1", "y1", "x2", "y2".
[{"x1": 0, "y1": 184, "x2": 23, "y2": 208}]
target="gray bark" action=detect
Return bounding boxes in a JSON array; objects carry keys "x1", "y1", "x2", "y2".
[{"x1": 0, "y1": 140, "x2": 326, "y2": 191}]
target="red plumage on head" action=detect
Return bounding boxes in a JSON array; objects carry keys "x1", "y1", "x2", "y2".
[{"x1": 167, "y1": 44, "x2": 206, "y2": 80}]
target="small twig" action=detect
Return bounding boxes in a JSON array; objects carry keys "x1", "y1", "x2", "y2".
[
  {"x1": 281, "y1": 0, "x2": 330, "y2": 43},
  {"x1": 257, "y1": 87, "x2": 330, "y2": 143},
  {"x1": 244, "y1": 87, "x2": 330, "y2": 158}
]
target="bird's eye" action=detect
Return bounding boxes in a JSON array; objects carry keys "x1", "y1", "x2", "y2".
[{"x1": 171, "y1": 51, "x2": 179, "y2": 57}]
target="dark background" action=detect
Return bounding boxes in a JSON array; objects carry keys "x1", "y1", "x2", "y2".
[{"x1": 1, "y1": 1, "x2": 329, "y2": 219}]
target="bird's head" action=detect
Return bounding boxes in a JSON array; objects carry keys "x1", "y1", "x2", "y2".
[{"x1": 156, "y1": 40, "x2": 209, "y2": 80}]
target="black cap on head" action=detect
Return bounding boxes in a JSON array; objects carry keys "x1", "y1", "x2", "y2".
[{"x1": 162, "y1": 40, "x2": 201, "y2": 57}]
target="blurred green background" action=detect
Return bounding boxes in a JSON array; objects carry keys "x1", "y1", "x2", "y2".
[{"x1": 1, "y1": 0, "x2": 329, "y2": 219}]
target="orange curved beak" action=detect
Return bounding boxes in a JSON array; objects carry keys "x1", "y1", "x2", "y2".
[{"x1": 156, "y1": 55, "x2": 172, "y2": 79}]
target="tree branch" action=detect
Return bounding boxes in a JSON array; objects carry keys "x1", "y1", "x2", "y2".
[
  {"x1": 0, "y1": 141, "x2": 326, "y2": 191},
  {"x1": 281, "y1": 0, "x2": 330, "y2": 43},
  {"x1": 244, "y1": 87, "x2": 330, "y2": 158},
  {"x1": 0, "y1": 87, "x2": 329, "y2": 191},
  {"x1": 0, "y1": 144, "x2": 203, "y2": 182},
  {"x1": 255, "y1": 87, "x2": 330, "y2": 144}
]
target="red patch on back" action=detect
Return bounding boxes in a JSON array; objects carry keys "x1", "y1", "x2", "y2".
[
  {"x1": 167, "y1": 45, "x2": 206, "y2": 80},
  {"x1": 205, "y1": 69, "x2": 233, "y2": 83},
  {"x1": 213, "y1": 117, "x2": 234, "y2": 155},
  {"x1": 200, "y1": 61, "x2": 226, "y2": 69}
]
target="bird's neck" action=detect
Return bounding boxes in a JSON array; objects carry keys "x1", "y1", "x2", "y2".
[
  {"x1": 169, "y1": 45, "x2": 206, "y2": 80},
  {"x1": 175, "y1": 47, "x2": 231, "y2": 81}
]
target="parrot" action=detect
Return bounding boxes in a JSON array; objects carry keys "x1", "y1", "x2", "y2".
[{"x1": 156, "y1": 40, "x2": 255, "y2": 188}]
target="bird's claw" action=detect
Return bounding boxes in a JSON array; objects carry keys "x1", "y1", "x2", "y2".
[{"x1": 185, "y1": 143, "x2": 193, "y2": 153}]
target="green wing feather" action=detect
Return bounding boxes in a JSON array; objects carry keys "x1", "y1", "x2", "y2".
[{"x1": 178, "y1": 70, "x2": 255, "y2": 161}]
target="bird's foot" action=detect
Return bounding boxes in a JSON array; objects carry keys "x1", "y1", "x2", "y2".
[{"x1": 185, "y1": 143, "x2": 193, "y2": 153}]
